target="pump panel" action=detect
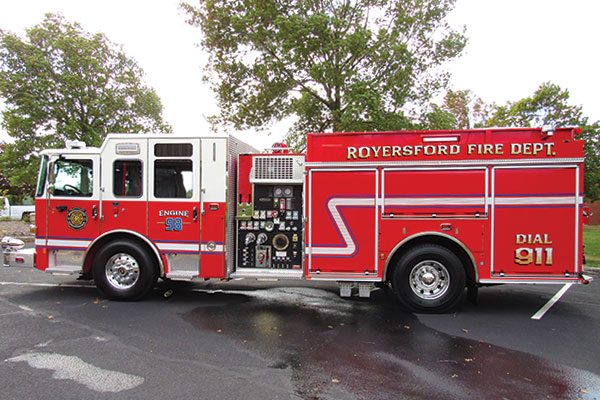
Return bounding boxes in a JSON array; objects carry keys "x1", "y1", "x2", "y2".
[{"x1": 237, "y1": 184, "x2": 303, "y2": 270}]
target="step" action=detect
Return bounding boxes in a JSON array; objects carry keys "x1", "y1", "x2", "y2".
[
  {"x1": 231, "y1": 268, "x2": 303, "y2": 280},
  {"x1": 165, "y1": 270, "x2": 199, "y2": 281}
]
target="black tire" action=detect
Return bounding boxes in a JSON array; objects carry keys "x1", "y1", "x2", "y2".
[
  {"x1": 392, "y1": 244, "x2": 466, "y2": 313},
  {"x1": 92, "y1": 240, "x2": 158, "y2": 300}
]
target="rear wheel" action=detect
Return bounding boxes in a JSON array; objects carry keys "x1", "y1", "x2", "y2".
[
  {"x1": 392, "y1": 244, "x2": 465, "y2": 313},
  {"x1": 92, "y1": 240, "x2": 158, "y2": 300}
]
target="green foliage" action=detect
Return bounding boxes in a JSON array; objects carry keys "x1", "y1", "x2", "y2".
[
  {"x1": 182, "y1": 0, "x2": 466, "y2": 148},
  {"x1": 583, "y1": 225, "x2": 600, "y2": 268},
  {"x1": 486, "y1": 82, "x2": 584, "y2": 128},
  {"x1": 441, "y1": 89, "x2": 493, "y2": 129},
  {"x1": 485, "y1": 82, "x2": 600, "y2": 201},
  {"x1": 420, "y1": 105, "x2": 456, "y2": 130},
  {"x1": 0, "y1": 14, "x2": 171, "y2": 197}
]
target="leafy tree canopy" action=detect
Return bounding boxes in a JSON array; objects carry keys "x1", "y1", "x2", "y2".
[
  {"x1": 438, "y1": 82, "x2": 600, "y2": 201},
  {"x1": 182, "y1": 0, "x2": 466, "y2": 148},
  {"x1": 0, "y1": 13, "x2": 171, "y2": 198},
  {"x1": 486, "y1": 82, "x2": 600, "y2": 201}
]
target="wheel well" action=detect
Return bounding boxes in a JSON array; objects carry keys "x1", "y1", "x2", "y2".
[
  {"x1": 384, "y1": 234, "x2": 477, "y2": 286},
  {"x1": 83, "y1": 232, "x2": 163, "y2": 276}
]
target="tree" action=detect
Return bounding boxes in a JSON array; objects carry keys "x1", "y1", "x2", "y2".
[
  {"x1": 0, "y1": 14, "x2": 171, "y2": 196},
  {"x1": 442, "y1": 89, "x2": 492, "y2": 129},
  {"x1": 420, "y1": 89, "x2": 494, "y2": 130},
  {"x1": 485, "y1": 82, "x2": 600, "y2": 201},
  {"x1": 182, "y1": 0, "x2": 466, "y2": 148}
]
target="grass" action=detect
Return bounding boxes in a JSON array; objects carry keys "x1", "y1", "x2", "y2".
[{"x1": 584, "y1": 225, "x2": 600, "y2": 268}]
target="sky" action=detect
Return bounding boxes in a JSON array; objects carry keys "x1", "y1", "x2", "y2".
[{"x1": 0, "y1": 0, "x2": 598, "y2": 150}]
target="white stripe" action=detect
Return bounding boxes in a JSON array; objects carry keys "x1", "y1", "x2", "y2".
[
  {"x1": 200, "y1": 244, "x2": 225, "y2": 252},
  {"x1": 310, "y1": 198, "x2": 374, "y2": 256},
  {"x1": 34, "y1": 239, "x2": 46, "y2": 246},
  {"x1": 46, "y1": 239, "x2": 91, "y2": 248},
  {"x1": 495, "y1": 196, "x2": 581, "y2": 205},
  {"x1": 383, "y1": 196, "x2": 582, "y2": 207},
  {"x1": 155, "y1": 243, "x2": 224, "y2": 253},
  {"x1": 531, "y1": 283, "x2": 573, "y2": 320},
  {"x1": 385, "y1": 197, "x2": 484, "y2": 206},
  {"x1": 156, "y1": 243, "x2": 199, "y2": 252}
]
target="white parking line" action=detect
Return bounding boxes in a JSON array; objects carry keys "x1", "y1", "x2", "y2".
[
  {"x1": 0, "y1": 281, "x2": 94, "y2": 289},
  {"x1": 531, "y1": 283, "x2": 573, "y2": 320}
]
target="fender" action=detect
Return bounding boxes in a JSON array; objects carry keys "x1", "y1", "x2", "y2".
[
  {"x1": 383, "y1": 231, "x2": 478, "y2": 283},
  {"x1": 85, "y1": 229, "x2": 165, "y2": 276}
]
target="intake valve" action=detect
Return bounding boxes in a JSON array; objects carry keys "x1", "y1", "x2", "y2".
[
  {"x1": 244, "y1": 232, "x2": 256, "y2": 245},
  {"x1": 273, "y1": 233, "x2": 289, "y2": 251},
  {"x1": 257, "y1": 233, "x2": 268, "y2": 245}
]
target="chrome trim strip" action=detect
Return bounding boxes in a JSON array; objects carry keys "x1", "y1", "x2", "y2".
[
  {"x1": 491, "y1": 168, "x2": 496, "y2": 274},
  {"x1": 308, "y1": 276, "x2": 382, "y2": 282},
  {"x1": 308, "y1": 169, "x2": 313, "y2": 273},
  {"x1": 479, "y1": 278, "x2": 580, "y2": 284},
  {"x1": 575, "y1": 166, "x2": 580, "y2": 274},
  {"x1": 485, "y1": 167, "x2": 489, "y2": 214},
  {"x1": 232, "y1": 268, "x2": 303, "y2": 279},
  {"x1": 375, "y1": 168, "x2": 379, "y2": 274},
  {"x1": 305, "y1": 158, "x2": 584, "y2": 168}
]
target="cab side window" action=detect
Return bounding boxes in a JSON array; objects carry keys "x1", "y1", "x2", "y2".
[
  {"x1": 113, "y1": 160, "x2": 142, "y2": 197},
  {"x1": 52, "y1": 159, "x2": 93, "y2": 197},
  {"x1": 154, "y1": 160, "x2": 193, "y2": 199}
]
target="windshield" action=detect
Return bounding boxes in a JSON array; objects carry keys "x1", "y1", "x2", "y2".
[{"x1": 35, "y1": 155, "x2": 48, "y2": 198}]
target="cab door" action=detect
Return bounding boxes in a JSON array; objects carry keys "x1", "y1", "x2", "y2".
[
  {"x1": 147, "y1": 139, "x2": 202, "y2": 279},
  {"x1": 45, "y1": 154, "x2": 101, "y2": 271}
]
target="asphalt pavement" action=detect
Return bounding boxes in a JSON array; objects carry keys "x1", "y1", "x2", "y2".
[{"x1": 0, "y1": 264, "x2": 599, "y2": 400}]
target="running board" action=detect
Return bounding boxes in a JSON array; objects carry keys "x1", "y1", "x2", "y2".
[
  {"x1": 231, "y1": 268, "x2": 303, "y2": 280},
  {"x1": 45, "y1": 266, "x2": 81, "y2": 275},
  {"x1": 166, "y1": 271, "x2": 199, "y2": 281}
]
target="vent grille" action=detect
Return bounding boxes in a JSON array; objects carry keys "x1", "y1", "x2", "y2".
[{"x1": 254, "y1": 157, "x2": 294, "y2": 180}]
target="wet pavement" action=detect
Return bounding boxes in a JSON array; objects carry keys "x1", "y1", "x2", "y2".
[{"x1": 0, "y1": 265, "x2": 599, "y2": 399}]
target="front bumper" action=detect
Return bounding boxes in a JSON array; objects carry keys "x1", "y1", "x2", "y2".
[{"x1": 1, "y1": 237, "x2": 35, "y2": 268}]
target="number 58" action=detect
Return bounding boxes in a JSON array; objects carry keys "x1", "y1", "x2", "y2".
[{"x1": 165, "y1": 217, "x2": 183, "y2": 231}]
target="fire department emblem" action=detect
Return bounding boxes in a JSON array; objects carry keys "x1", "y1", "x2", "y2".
[{"x1": 66, "y1": 208, "x2": 88, "y2": 230}]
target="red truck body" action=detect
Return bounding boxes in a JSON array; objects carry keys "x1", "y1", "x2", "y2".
[{"x1": 15, "y1": 127, "x2": 588, "y2": 311}]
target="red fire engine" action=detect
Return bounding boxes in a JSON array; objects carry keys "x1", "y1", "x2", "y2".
[{"x1": 0, "y1": 127, "x2": 592, "y2": 312}]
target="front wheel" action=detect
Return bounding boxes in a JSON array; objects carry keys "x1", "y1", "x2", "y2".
[
  {"x1": 392, "y1": 244, "x2": 466, "y2": 313},
  {"x1": 92, "y1": 240, "x2": 158, "y2": 300}
]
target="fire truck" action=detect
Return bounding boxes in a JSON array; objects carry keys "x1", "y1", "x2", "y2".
[{"x1": 1, "y1": 127, "x2": 592, "y2": 312}]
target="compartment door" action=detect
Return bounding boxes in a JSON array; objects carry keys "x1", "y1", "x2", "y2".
[
  {"x1": 307, "y1": 169, "x2": 378, "y2": 275},
  {"x1": 148, "y1": 139, "x2": 202, "y2": 279},
  {"x1": 492, "y1": 166, "x2": 580, "y2": 277}
]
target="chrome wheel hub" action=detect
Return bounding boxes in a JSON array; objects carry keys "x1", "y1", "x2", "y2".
[
  {"x1": 105, "y1": 253, "x2": 140, "y2": 290},
  {"x1": 409, "y1": 260, "x2": 450, "y2": 300}
]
